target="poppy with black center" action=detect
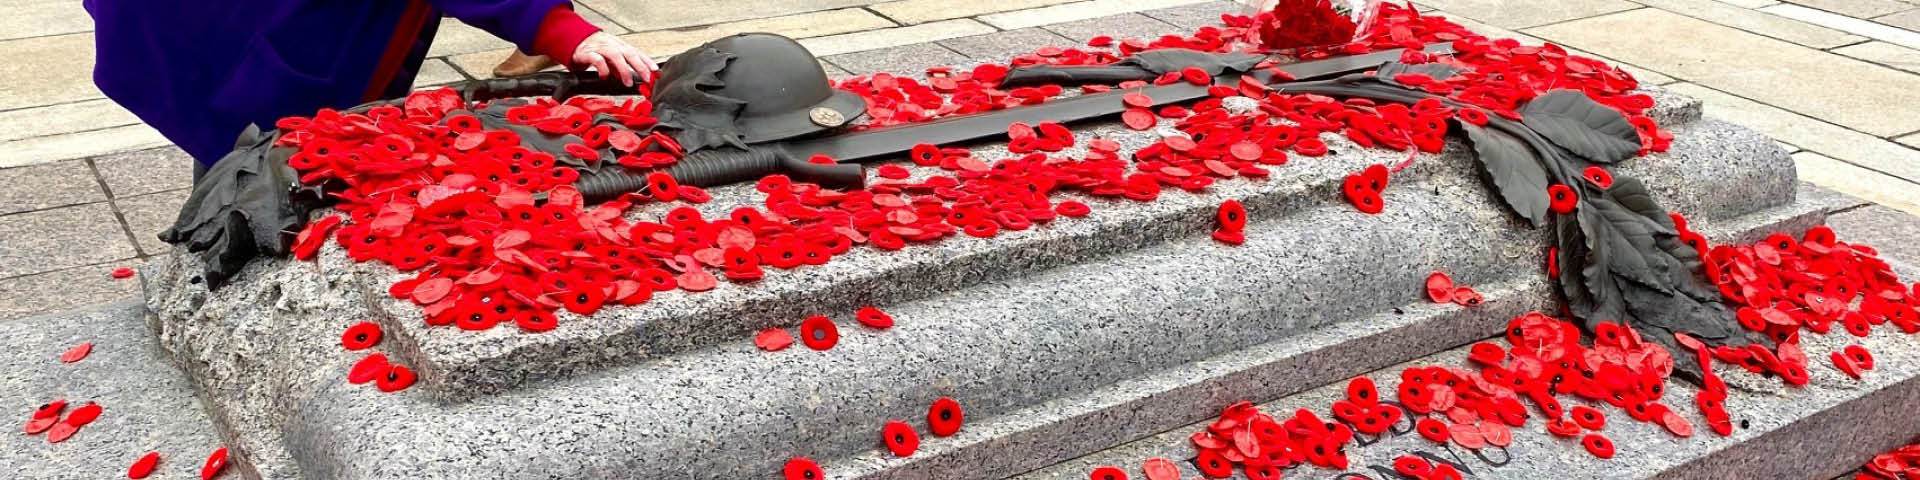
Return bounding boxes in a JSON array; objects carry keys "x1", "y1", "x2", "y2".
[
  {"x1": 799, "y1": 315, "x2": 840, "y2": 350},
  {"x1": 782, "y1": 458, "x2": 824, "y2": 480},
  {"x1": 341, "y1": 322, "x2": 383, "y2": 350},
  {"x1": 376, "y1": 365, "x2": 416, "y2": 393},
  {"x1": 927, "y1": 397, "x2": 964, "y2": 437},
  {"x1": 1193, "y1": 449, "x2": 1232, "y2": 477},
  {"x1": 1547, "y1": 184, "x2": 1578, "y2": 214},
  {"x1": 1582, "y1": 434, "x2": 1616, "y2": 459},
  {"x1": 881, "y1": 421, "x2": 919, "y2": 457},
  {"x1": 1089, "y1": 466, "x2": 1127, "y2": 480}
]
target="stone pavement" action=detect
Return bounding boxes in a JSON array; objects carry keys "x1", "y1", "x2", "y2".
[{"x1": 2, "y1": 0, "x2": 1918, "y2": 324}]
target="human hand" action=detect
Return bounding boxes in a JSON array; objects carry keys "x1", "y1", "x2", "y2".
[{"x1": 572, "y1": 31, "x2": 657, "y2": 87}]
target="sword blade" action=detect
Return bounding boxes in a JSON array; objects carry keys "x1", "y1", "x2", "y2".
[{"x1": 785, "y1": 43, "x2": 1454, "y2": 163}]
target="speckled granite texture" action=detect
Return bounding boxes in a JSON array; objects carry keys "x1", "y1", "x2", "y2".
[
  {"x1": 0, "y1": 301, "x2": 222, "y2": 480},
  {"x1": 135, "y1": 8, "x2": 1818, "y2": 478},
  {"x1": 1021, "y1": 261, "x2": 1920, "y2": 480}
]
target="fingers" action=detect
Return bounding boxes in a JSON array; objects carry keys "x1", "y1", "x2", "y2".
[
  {"x1": 581, "y1": 51, "x2": 611, "y2": 80},
  {"x1": 608, "y1": 50, "x2": 637, "y2": 87},
  {"x1": 624, "y1": 50, "x2": 657, "y2": 81}
]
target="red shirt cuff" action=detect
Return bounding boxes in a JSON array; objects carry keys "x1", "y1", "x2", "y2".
[{"x1": 531, "y1": 6, "x2": 600, "y2": 64}]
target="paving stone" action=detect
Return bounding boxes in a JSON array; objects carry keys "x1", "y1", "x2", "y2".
[
  {"x1": 0, "y1": 124, "x2": 171, "y2": 170},
  {"x1": 1663, "y1": 83, "x2": 1920, "y2": 186},
  {"x1": 1828, "y1": 204, "x2": 1920, "y2": 263},
  {"x1": 0, "y1": 301, "x2": 221, "y2": 480},
  {"x1": 92, "y1": 147, "x2": 195, "y2": 198},
  {"x1": 1140, "y1": 0, "x2": 1245, "y2": 30},
  {"x1": 0, "y1": 0, "x2": 93, "y2": 41},
  {"x1": 0, "y1": 203, "x2": 138, "y2": 279},
  {"x1": 410, "y1": 58, "x2": 469, "y2": 89},
  {"x1": 427, "y1": 6, "x2": 627, "y2": 59},
  {"x1": 1762, "y1": 4, "x2": 1920, "y2": 49},
  {"x1": 1793, "y1": 151, "x2": 1920, "y2": 216},
  {"x1": 1632, "y1": 0, "x2": 1866, "y2": 48},
  {"x1": 822, "y1": 42, "x2": 969, "y2": 76},
  {"x1": 1835, "y1": 41, "x2": 1920, "y2": 75},
  {"x1": 798, "y1": 19, "x2": 997, "y2": 57},
  {"x1": 1880, "y1": 9, "x2": 1920, "y2": 31},
  {"x1": 1042, "y1": 12, "x2": 1187, "y2": 44},
  {"x1": 1529, "y1": 9, "x2": 1920, "y2": 137},
  {"x1": 579, "y1": 0, "x2": 882, "y2": 31},
  {"x1": 0, "y1": 33, "x2": 103, "y2": 111},
  {"x1": 624, "y1": 8, "x2": 895, "y2": 59},
  {"x1": 870, "y1": 0, "x2": 1072, "y2": 25},
  {"x1": 939, "y1": 28, "x2": 1080, "y2": 64},
  {"x1": 0, "y1": 161, "x2": 105, "y2": 215},
  {"x1": 976, "y1": 0, "x2": 1213, "y2": 30},
  {"x1": 115, "y1": 190, "x2": 190, "y2": 256},
  {"x1": 1708, "y1": 0, "x2": 1782, "y2": 7},
  {"x1": 1784, "y1": 0, "x2": 1914, "y2": 18},
  {"x1": 0, "y1": 100, "x2": 142, "y2": 144},
  {"x1": 1900, "y1": 132, "x2": 1920, "y2": 149},
  {"x1": 1404, "y1": 0, "x2": 1638, "y2": 28},
  {"x1": 1427, "y1": 9, "x2": 1676, "y2": 85},
  {"x1": 0, "y1": 265, "x2": 140, "y2": 323}
]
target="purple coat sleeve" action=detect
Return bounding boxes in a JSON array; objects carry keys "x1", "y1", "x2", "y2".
[{"x1": 432, "y1": 0, "x2": 575, "y2": 53}]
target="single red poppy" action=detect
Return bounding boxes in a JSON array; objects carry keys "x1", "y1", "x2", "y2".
[
  {"x1": 32, "y1": 399, "x2": 66, "y2": 420},
  {"x1": 1426, "y1": 272, "x2": 1456, "y2": 303},
  {"x1": 1548, "y1": 184, "x2": 1578, "y2": 214},
  {"x1": 516, "y1": 310, "x2": 559, "y2": 332},
  {"x1": 47, "y1": 421, "x2": 79, "y2": 443},
  {"x1": 1141, "y1": 458, "x2": 1179, "y2": 480},
  {"x1": 1449, "y1": 422, "x2": 1486, "y2": 450},
  {"x1": 856, "y1": 306, "x2": 894, "y2": 329},
  {"x1": 1395, "y1": 455, "x2": 1435, "y2": 477},
  {"x1": 1088, "y1": 466, "x2": 1127, "y2": 480},
  {"x1": 879, "y1": 421, "x2": 922, "y2": 458},
  {"x1": 1211, "y1": 229, "x2": 1245, "y2": 245},
  {"x1": 1546, "y1": 418, "x2": 1582, "y2": 437},
  {"x1": 1193, "y1": 448, "x2": 1232, "y2": 478},
  {"x1": 1582, "y1": 434, "x2": 1616, "y2": 459},
  {"x1": 647, "y1": 172, "x2": 681, "y2": 202},
  {"x1": 1217, "y1": 200, "x2": 1247, "y2": 232},
  {"x1": 1571, "y1": 405, "x2": 1605, "y2": 430},
  {"x1": 202, "y1": 447, "x2": 229, "y2": 480},
  {"x1": 1055, "y1": 201, "x2": 1092, "y2": 217},
  {"x1": 755, "y1": 328, "x2": 793, "y2": 352},
  {"x1": 111, "y1": 267, "x2": 135, "y2": 279},
  {"x1": 1416, "y1": 418, "x2": 1449, "y2": 443},
  {"x1": 129, "y1": 452, "x2": 161, "y2": 479},
  {"x1": 1122, "y1": 108, "x2": 1156, "y2": 130},
  {"x1": 348, "y1": 354, "x2": 389, "y2": 385},
  {"x1": 928, "y1": 397, "x2": 964, "y2": 437},
  {"x1": 24, "y1": 416, "x2": 58, "y2": 435},
  {"x1": 1346, "y1": 377, "x2": 1379, "y2": 406},
  {"x1": 1350, "y1": 190, "x2": 1384, "y2": 214},
  {"x1": 60, "y1": 342, "x2": 91, "y2": 363},
  {"x1": 376, "y1": 365, "x2": 417, "y2": 392},
  {"x1": 1583, "y1": 167, "x2": 1615, "y2": 189},
  {"x1": 1122, "y1": 92, "x2": 1154, "y2": 108},
  {"x1": 1450, "y1": 287, "x2": 1483, "y2": 306},
  {"x1": 65, "y1": 402, "x2": 102, "y2": 427},
  {"x1": 799, "y1": 315, "x2": 839, "y2": 350},
  {"x1": 1457, "y1": 108, "x2": 1490, "y2": 126},
  {"x1": 1660, "y1": 411, "x2": 1693, "y2": 438},
  {"x1": 1846, "y1": 345, "x2": 1876, "y2": 370},
  {"x1": 341, "y1": 322, "x2": 382, "y2": 350},
  {"x1": 782, "y1": 457, "x2": 825, "y2": 480},
  {"x1": 562, "y1": 287, "x2": 607, "y2": 315}
]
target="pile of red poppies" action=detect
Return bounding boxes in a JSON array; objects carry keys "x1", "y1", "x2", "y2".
[{"x1": 1861, "y1": 442, "x2": 1920, "y2": 479}]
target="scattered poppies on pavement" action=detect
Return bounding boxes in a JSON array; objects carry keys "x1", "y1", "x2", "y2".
[
  {"x1": 111, "y1": 267, "x2": 136, "y2": 279},
  {"x1": 60, "y1": 342, "x2": 92, "y2": 363}
]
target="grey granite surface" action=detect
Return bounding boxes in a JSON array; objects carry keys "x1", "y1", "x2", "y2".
[
  {"x1": 0, "y1": 301, "x2": 222, "y2": 480},
  {"x1": 938, "y1": 28, "x2": 1081, "y2": 64},
  {"x1": 1021, "y1": 261, "x2": 1920, "y2": 480},
  {"x1": 1041, "y1": 13, "x2": 1187, "y2": 44}
]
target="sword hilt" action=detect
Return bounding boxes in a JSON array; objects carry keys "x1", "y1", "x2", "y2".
[{"x1": 574, "y1": 145, "x2": 866, "y2": 203}]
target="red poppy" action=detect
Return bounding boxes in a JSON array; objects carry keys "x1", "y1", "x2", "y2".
[
  {"x1": 1055, "y1": 201, "x2": 1092, "y2": 217},
  {"x1": 755, "y1": 328, "x2": 793, "y2": 352},
  {"x1": 561, "y1": 287, "x2": 607, "y2": 315},
  {"x1": 60, "y1": 342, "x2": 91, "y2": 363},
  {"x1": 111, "y1": 267, "x2": 136, "y2": 279},
  {"x1": 1450, "y1": 287, "x2": 1483, "y2": 306},
  {"x1": 1583, "y1": 167, "x2": 1614, "y2": 189},
  {"x1": 1122, "y1": 108, "x2": 1156, "y2": 130},
  {"x1": 1847, "y1": 345, "x2": 1876, "y2": 370},
  {"x1": 928, "y1": 397, "x2": 964, "y2": 437},
  {"x1": 129, "y1": 452, "x2": 161, "y2": 479},
  {"x1": 1193, "y1": 448, "x2": 1233, "y2": 478},
  {"x1": 1570, "y1": 405, "x2": 1605, "y2": 430},
  {"x1": 62, "y1": 402, "x2": 102, "y2": 428},
  {"x1": 855, "y1": 306, "x2": 894, "y2": 329},
  {"x1": 1089, "y1": 466, "x2": 1129, "y2": 480},
  {"x1": 1547, "y1": 184, "x2": 1578, "y2": 214},
  {"x1": 1141, "y1": 458, "x2": 1179, "y2": 480},
  {"x1": 1217, "y1": 200, "x2": 1247, "y2": 232},
  {"x1": 1426, "y1": 272, "x2": 1456, "y2": 303},
  {"x1": 201, "y1": 448, "x2": 229, "y2": 480},
  {"x1": 376, "y1": 365, "x2": 417, "y2": 392},
  {"x1": 1211, "y1": 229, "x2": 1246, "y2": 245},
  {"x1": 799, "y1": 315, "x2": 839, "y2": 350},
  {"x1": 341, "y1": 322, "x2": 382, "y2": 350},
  {"x1": 881, "y1": 421, "x2": 920, "y2": 457},
  {"x1": 349, "y1": 354, "x2": 389, "y2": 385},
  {"x1": 1582, "y1": 434, "x2": 1616, "y2": 459},
  {"x1": 515, "y1": 310, "x2": 558, "y2": 332},
  {"x1": 782, "y1": 457, "x2": 825, "y2": 480},
  {"x1": 1416, "y1": 418, "x2": 1449, "y2": 443}
]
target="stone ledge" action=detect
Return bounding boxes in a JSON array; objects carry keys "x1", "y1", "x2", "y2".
[{"x1": 1019, "y1": 259, "x2": 1920, "y2": 480}]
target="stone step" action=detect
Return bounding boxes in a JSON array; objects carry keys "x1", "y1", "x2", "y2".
[
  {"x1": 139, "y1": 98, "x2": 1822, "y2": 478},
  {"x1": 0, "y1": 301, "x2": 223, "y2": 480},
  {"x1": 1017, "y1": 258, "x2": 1920, "y2": 480}
]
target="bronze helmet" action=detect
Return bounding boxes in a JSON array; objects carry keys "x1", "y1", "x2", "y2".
[{"x1": 652, "y1": 32, "x2": 865, "y2": 150}]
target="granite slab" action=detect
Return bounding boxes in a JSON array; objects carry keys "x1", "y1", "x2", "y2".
[
  {"x1": 0, "y1": 301, "x2": 223, "y2": 480},
  {"x1": 1019, "y1": 260, "x2": 1920, "y2": 480}
]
